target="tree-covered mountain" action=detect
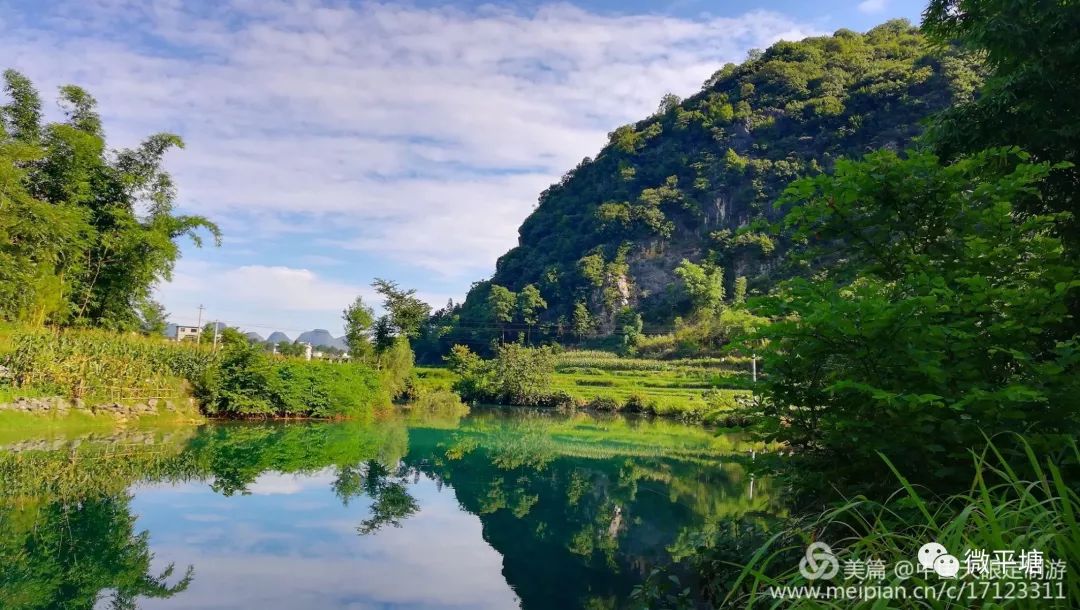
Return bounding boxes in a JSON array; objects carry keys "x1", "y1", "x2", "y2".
[{"x1": 435, "y1": 20, "x2": 982, "y2": 353}]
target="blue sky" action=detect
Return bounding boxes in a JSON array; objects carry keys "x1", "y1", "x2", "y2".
[
  {"x1": 132, "y1": 470, "x2": 521, "y2": 608},
  {"x1": 1, "y1": 0, "x2": 925, "y2": 336}
]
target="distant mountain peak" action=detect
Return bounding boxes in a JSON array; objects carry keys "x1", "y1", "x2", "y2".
[
  {"x1": 296, "y1": 329, "x2": 347, "y2": 351},
  {"x1": 266, "y1": 331, "x2": 291, "y2": 344}
]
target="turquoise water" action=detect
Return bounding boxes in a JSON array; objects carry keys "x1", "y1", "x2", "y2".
[{"x1": 0, "y1": 409, "x2": 777, "y2": 609}]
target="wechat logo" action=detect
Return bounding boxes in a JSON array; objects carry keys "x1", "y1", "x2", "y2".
[
  {"x1": 799, "y1": 542, "x2": 839, "y2": 580},
  {"x1": 918, "y1": 542, "x2": 960, "y2": 578}
]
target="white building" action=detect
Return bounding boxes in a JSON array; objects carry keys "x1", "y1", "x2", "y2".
[{"x1": 173, "y1": 325, "x2": 200, "y2": 342}]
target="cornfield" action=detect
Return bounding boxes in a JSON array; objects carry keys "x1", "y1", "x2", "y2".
[
  {"x1": 555, "y1": 350, "x2": 751, "y2": 373},
  {"x1": 3, "y1": 328, "x2": 215, "y2": 402}
]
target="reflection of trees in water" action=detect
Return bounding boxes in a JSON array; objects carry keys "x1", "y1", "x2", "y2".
[
  {"x1": 357, "y1": 481, "x2": 419, "y2": 534},
  {"x1": 339, "y1": 460, "x2": 421, "y2": 535},
  {"x1": 0, "y1": 415, "x2": 779, "y2": 610},
  {"x1": 0, "y1": 493, "x2": 192, "y2": 610},
  {"x1": 394, "y1": 422, "x2": 780, "y2": 610},
  {"x1": 0, "y1": 420, "x2": 419, "y2": 609}
]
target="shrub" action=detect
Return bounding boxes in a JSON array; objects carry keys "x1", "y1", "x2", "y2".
[
  {"x1": 624, "y1": 394, "x2": 648, "y2": 413},
  {"x1": 275, "y1": 359, "x2": 380, "y2": 417},
  {"x1": 446, "y1": 343, "x2": 555, "y2": 406},
  {"x1": 586, "y1": 396, "x2": 620, "y2": 412},
  {"x1": 411, "y1": 387, "x2": 470, "y2": 416},
  {"x1": 194, "y1": 342, "x2": 380, "y2": 418},
  {"x1": 539, "y1": 390, "x2": 578, "y2": 410}
]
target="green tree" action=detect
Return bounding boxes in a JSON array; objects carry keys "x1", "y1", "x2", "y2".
[
  {"x1": 754, "y1": 148, "x2": 1080, "y2": 492},
  {"x1": 0, "y1": 84, "x2": 89, "y2": 324},
  {"x1": 732, "y1": 276, "x2": 748, "y2": 306},
  {"x1": 447, "y1": 342, "x2": 556, "y2": 405},
  {"x1": 615, "y1": 307, "x2": 643, "y2": 348},
  {"x1": 217, "y1": 326, "x2": 248, "y2": 348},
  {"x1": 137, "y1": 300, "x2": 169, "y2": 336},
  {"x1": 488, "y1": 284, "x2": 517, "y2": 341},
  {"x1": 656, "y1": 92, "x2": 682, "y2": 115},
  {"x1": 343, "y1": 295, "x2": 375, "y2": 361},
  {"x1": 372, "y1": 315, "x2": 395, "y2": 356},
  {"x1": 674, "y1": 259, "x2": 725, "y2": 314},
  {"x1": 0, "y1": 70, "x2": 220, "y2": 329},
  {"x1": 1, "y1": 69, "x2": 42, "y2": 143},
  {"x1": 572, "y1": 301, "x2": 594, "y2": 342},
  {"x1": 516, "y1": 283, "x2": 547, "y2": 342},
  {"x1": 198, "y1": 323, "x2": 245, "y2": 347},
  {"x1": 275, "y1": 340, "x2": 305, "y2": 357},
  {"x1": 373, "y1": 278, "x2": 430, "y2": 339},
  {"x1": 923, "y1": 0, "x2": 1080, "y2": 225}
]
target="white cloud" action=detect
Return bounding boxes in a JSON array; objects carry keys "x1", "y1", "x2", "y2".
[
  {"x1": 857, "y1": 0, "x2": 889, "y2": 13},
  {"x1": 155, "y1": 260, "x2": 367, "y2": 333},
  {"x1": 2, "y1": 1, "x2": 819, "y2": 321},
  {"x1": 155, "y1": 259, "x2": 455, "y2": 335},
  {"x1": 247, "y1": 470, "x2": 335, "y2": 495},
  {"x1": 139, "y1": 477, "x2": 520, "y2": 610}
]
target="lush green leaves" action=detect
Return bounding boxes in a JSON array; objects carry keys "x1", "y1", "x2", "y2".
[
  {"x1": 373, "y1": 278, "x2": 431, "y2": 339},
  {"x1": 194, "y1": 341, "x2": 381, "y2": 418},
  {"x1": 446, "y1": 343, "x2": 556, "y2": 406},
  {"x1": 0, "y1": 70, "x2": 220, "y2": 329},
  {"x1": 343, "y1": 295, "x2": 375, "y2": 361},
  {"x1": 751, "y1": 148, "x2": 1080, "y2": 491},
  {"x1": 675, "y1": 259, "x2": 726, "y2": 314}
]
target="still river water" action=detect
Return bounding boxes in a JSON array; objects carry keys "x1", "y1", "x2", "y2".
[{"x1": 0, "y1": 408, "x2": 779, "y2": 609}]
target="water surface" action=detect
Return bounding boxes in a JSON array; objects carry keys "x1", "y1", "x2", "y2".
[{"x1": 0, "y1": 408, "x2": 778, "y2": 609}]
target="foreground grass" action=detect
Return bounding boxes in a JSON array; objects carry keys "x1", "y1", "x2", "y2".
[{"x1": 723, "y1": 438, "x2": 1080, "y2": 609}]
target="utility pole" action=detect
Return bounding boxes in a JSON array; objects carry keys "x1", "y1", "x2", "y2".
[
  {"x1": 751, "y1": 353, "x2": 757, "y2": 383},
  {"x1": 212, "y1": 320, "x2": 220, "y2": 350},
  {"x1": 196, "y1": 305, "x2": 205, "y2": 343}
]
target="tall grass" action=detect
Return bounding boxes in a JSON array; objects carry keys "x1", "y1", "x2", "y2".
[{"x1": 725, "y1": 437, "x2": 1079, "y2": 609}]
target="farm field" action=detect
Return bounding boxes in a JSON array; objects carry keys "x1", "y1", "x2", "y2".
[
  {"x1": 418, "y1": 349, "x2": 756, "y2": 424},
  {"x1": 552, "y1": 350, "x2": 754, "y2": 421}
]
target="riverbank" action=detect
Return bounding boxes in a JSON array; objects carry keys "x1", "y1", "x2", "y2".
[
  {"x1": 0, "y1": 405, "x2": 203, "y2": 446},
  {"x1": 419, "y1": 346, "x2": 757, "y2": 425}
]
